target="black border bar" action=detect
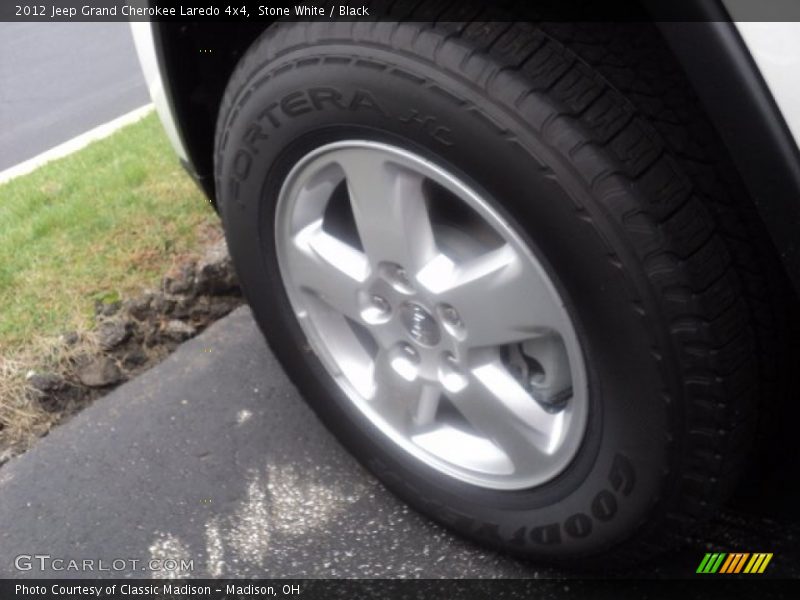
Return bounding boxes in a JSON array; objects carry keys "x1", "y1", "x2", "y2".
[
  {"x1": 4, "y1": 0, "x2": 800, "y2": 22},
  {"x1": 2, "y1": 578, "x2": 798, "y2": 600}
]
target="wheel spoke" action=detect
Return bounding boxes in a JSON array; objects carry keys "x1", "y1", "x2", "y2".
[
  {"x1": 368, "y1": 349, "x2": 422, "y2": 432},
  {"x1": 335, "y1": 149, "x2": 438, "y2": 272},
  {"x1": 445, "y1": 387, "x2": 534, "y2": 472},
  {"x1": 418, "y1": 244, "x2": 568, "y2": 348},
  {"x1": 286, "y1": 219, "x2": 368, "y2": 321},
  {"x1": 412, "y1": 384, "x2": 441, "y2": 428},
  {"x1": 446, "y1": 358, "x2": 564, "y2": 470}
]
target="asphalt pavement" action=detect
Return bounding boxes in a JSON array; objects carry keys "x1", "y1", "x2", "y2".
[
  {"x1": 0, "y1": 22, "x2": 149, "y2": 171},
  {"x1": 0, "y1": 307, "x2": 796, "y2": 579}
]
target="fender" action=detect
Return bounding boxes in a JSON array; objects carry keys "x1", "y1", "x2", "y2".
[{"x1": 648, "y1": 0, "x2": 800, "y2": 291}]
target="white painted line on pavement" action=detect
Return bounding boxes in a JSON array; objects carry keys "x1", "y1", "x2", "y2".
[{"x1": 0, "y1": 103, "x2": 155, "y2": 185}]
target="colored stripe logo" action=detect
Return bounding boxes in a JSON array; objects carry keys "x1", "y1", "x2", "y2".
[{"x1": 696, "y1": 552, "x2": 773, "y2": 574}]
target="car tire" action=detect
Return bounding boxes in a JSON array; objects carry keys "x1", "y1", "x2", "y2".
[{"x1": 213, "y1": 16, "x2": 759, "y2": 565}]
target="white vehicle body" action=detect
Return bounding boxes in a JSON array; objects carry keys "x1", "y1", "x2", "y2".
[{"x1": 732, "y1": 21, "x2": 800, "y2": 147}]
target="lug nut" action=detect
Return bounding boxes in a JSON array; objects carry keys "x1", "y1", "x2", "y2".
[
  {"x1": 389, "y1": 343, "x2": 420, "y2": 382},
  {"x1": 440, "y1": 304, "x2": 462, "y2": 327},
  {"x1": 360, "y1": 292, "x2": 392, "y2": 324},
  {"x1": 371, "y1": 295, "x2": 390, "y2": 315},
  {"x1": 381, "y1": 262, "x2": 415, "y2": 294},
  {"x1": 438, "y1": 351, "x2": 467, "y2": 393},
  {"x1": 438, "y1": 303, "x2": 465, "y2": 338},
  {"x1": 401, "y1": 343, "x2": 419, "y2": 360}
]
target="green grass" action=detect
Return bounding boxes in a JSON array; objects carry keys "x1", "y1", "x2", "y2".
[{"x1": 0, "y1": 112, "x2": 217, "y2": 352}]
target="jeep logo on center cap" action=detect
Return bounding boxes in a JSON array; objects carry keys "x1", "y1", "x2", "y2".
[{"x1": 400, "y1": 302, "x2": 440, "y2": 347}]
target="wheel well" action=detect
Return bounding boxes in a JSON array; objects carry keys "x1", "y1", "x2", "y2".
[{"x1": 153, "y1": 22, "x2": 269, "y2": 199}]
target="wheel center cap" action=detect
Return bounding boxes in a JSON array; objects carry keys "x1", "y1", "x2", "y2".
[{"x1": 400, "y1": 302, "x2": 440, "y2": 347}]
